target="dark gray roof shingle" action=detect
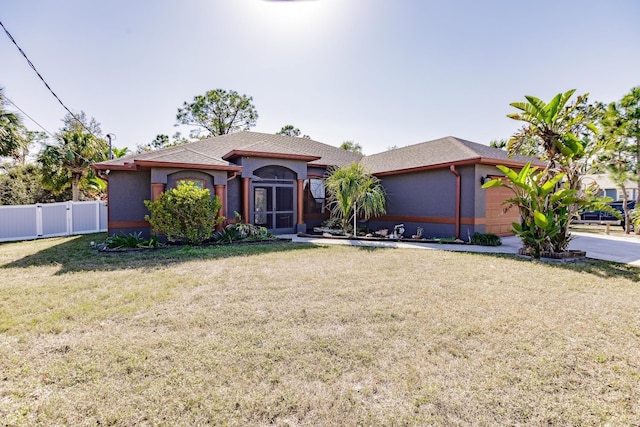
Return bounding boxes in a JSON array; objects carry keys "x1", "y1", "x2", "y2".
[
  {"x1": 97, "y1": 131, "x2": 361, "y2": 169},
  {"x1": 360, "y1": 136, "x2": 539, "y2": 174}
]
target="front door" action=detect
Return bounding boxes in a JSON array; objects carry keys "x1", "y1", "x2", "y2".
[{"x1": 253, "y1": 184, "x2": 295, "y2": 233}]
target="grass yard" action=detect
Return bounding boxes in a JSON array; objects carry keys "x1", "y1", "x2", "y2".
[{"x1": 1, "y1": 234, "x2": 640, "y2": 426}]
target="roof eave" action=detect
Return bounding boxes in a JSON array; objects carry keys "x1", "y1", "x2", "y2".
[
  {"x1": 478, "y1": 157, "x2": 545, "y2": 168},
  {"x1": 91, "y1": 162, "x2": 138, "y2": 171},
  {"x1": 372, "y1": 158, "x2": 483, "y2": 176}
]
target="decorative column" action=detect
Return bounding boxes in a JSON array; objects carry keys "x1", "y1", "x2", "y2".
[
  {"x1": 296, "y1": 179, "x2": 305, "y2": 233},
  {"x1": 214, "y1": 184, "x2": 226, "y2": 231},
  {"x1": 242, "y1": 177, "x2": 251, "y2": 223},
  {"x1": 296, "y1": 179, "x2": 304, "y2": 225},
  {"x1": 151, "y1": 183, "x2": 166, "y2": 202}
]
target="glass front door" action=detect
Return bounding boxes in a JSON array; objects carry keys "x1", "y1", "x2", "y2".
[{"x1": 253, "y1": 184, "x2": 295, "y2": 233}]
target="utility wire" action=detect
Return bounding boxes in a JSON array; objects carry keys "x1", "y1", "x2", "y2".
[
  {"x1": 0, "y1": 19, "x2": 100, "y2": 141},
  {"x1": 3, "y1": 95, "x2": 96, "y2": 164},
  {"x1": 4, "y1": 95, "x2": 55, "y2": 138}
]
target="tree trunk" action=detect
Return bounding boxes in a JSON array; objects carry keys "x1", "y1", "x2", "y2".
[
  {"x1": 72, "y1": 173, "x2": 80, "y2": 202},
  {"x1": 622, "y1": 190, "x2": 631, "y2": 234}
]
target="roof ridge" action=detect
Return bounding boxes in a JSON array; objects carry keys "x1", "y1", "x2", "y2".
[
  {"x1": 182, "y1": 146, "x2": 228, "y2": 164},
  {"x1": 445, "y1": 136, "x2": 483, "y2": 158}
]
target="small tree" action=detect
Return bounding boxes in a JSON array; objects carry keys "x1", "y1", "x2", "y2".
[
  {"x1": 276, "y1": 125, "x2": 310, "y2": 139},
  {"x1": 176, "y1": 89, "x2": 258, "y2": 137},
  {"x1": 325, "y1": 163, "x2": 386, "y2": 233},
  {"x1": 339, "y1": 140, "x2": 363, "y2": 155},
  {"x1": 144, "y1": 182, "x2": 223, "y2": 245}
]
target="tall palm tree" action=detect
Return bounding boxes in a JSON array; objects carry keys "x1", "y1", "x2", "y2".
[
  {"x1": 325, "y1": 162, "x2": 386, "y2": 233},
  {"x1": 39, "y1": 131, "x2": 107, "y2": 201},
  {"x1": 0, "y1": 89, "x2": 23, "y2": 158}
]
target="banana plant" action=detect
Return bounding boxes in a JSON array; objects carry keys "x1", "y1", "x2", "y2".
[{"x1": 482, "y1": 163, "x2": 579, "y2": 258}]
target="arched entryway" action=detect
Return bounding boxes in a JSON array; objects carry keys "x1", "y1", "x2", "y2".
[{"x1": 251, "y1": 166, "x2": 296, "y2": 234}]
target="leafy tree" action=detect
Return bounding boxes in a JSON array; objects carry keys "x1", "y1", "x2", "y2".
[
  {"x1": 136, "y1": 132, "x2": 190, "y2": 153},
  {"x1": 110, "y1": 146, "x2": 130, "y2": 159},
  {"x1": 609, "y1": 87, "x2": 640, "y2": 203},
  {"x1": 489, "y1": 139, "x2": 507, "y2": 149},
  {"x1": 58, "y1": 111, "x2": 103, "y2": 138},
  {"x1": 339, "y1": 140, "x2": 363, "y2": 155},
  {"x1": 276, "y1": 125, "x2": 310, "y2": 139},
  {"x1": 144, "y1": 182, "x2": 223, "y2": 245},
  {"x1": 0, "y1": 163, "x2": 69, "y2": 205},
  {"x1": 176, "y1": 89, "x2": 258, "y2": 137},
  {"x1": 325, "y1": 162, "x2": 386, "y2": 232},
  {"x1": 597, "y1": 88, "x2": 640, "y2": 232},
  {"x1": 39, "y1": 130, "x2": 108, "y2": 201}
]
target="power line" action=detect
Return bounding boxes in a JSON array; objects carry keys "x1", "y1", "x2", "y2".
[
  {"x1": 3, "y1": 95, "x2": 55, "y2": 138},
  {"x1": 3, "y1": 95, "x2": 98, "y2": 165},
  {"x1": 0, "y1": 19, "x2": 100, "y2": 140}
]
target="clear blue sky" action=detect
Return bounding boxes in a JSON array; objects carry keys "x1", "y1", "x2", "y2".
[{"x1": 2, "y1": 0, "x2": 639, "y2": 154}]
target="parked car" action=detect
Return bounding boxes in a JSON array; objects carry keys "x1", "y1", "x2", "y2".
[{"x1": 579, "y1": 200, "x2": 636, "y2": 229}]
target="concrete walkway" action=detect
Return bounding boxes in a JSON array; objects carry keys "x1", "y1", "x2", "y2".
[{"x1": 281, "y1": 232, "x2": 640, "y2": 266}]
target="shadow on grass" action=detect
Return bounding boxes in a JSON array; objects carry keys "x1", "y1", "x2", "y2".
[
  {"x1": 0, "y1": 233, "x2": 324, "y2": 275},
  {"x1": 473, "y1": 252, "x2": 640, "y2": 283},
  {"x1": 356, "y1": 246, "x2": 385, "y2": 252}
]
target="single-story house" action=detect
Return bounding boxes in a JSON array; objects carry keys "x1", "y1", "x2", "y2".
[
  {"x1": 91, "y1": 131, "x2": 538, "y2": 239},
  {"x1": 582, "y1": 173, "x2": 638, "y2": 202}
]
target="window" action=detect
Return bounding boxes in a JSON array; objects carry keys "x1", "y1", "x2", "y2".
[
  {"x1": 254, "y1": 166, "x2": 295, "y2": 181},
  {"x1": 304, "y1": 178, "x2": 325, "y2": 214},
  {"x1": 174, "y1": 178, "x2": 206, "y2": 189}
]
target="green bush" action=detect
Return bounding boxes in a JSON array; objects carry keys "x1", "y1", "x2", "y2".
[
  {"x1": 144, "y1": 182, "x2": 223, "y2": 245},
  {"x1": 104, "y1": 232, "x2": 159, "y2": 249},
  {"x1": 470, "y1": 232, "x2": 502, "y2": 246},
  {"x1": 212, "y1": 212, "x2": 274, "y2": 243}
]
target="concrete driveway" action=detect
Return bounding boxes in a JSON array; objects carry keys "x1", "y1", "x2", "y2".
[{"x1": 284, "y1": 232, "x2": 640, "y2": 266}]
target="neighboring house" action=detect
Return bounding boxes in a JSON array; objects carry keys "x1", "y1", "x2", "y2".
[
  {"x1": 582, "y1": 173, "x2": 638, "y2": 202},
  {"x1": 91, "y1": 131, "x2": 538, "y2": 239}
]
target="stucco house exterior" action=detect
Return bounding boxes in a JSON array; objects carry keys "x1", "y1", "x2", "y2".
[
  {"x1": 582, "y1": 173, "x2": 638, "y2": 202},
  {"x1": 91, "y1": 131, "x2": 537, "y2": 239}
]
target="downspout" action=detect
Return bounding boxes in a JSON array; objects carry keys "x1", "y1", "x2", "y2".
[{"x1": 449, "y1": 165, "x2": 461, "y2": 238}]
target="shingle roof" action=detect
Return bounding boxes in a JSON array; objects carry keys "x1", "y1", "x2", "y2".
[
  {"x1": 94, "y1": 132, "x2": 538, "y2": 175},
  {"x1": 360, "y1": 136, "x2": 540, "y2": 174},
  {"x1": 95, "y1": 131, "x2": 361, "y2": 169}
]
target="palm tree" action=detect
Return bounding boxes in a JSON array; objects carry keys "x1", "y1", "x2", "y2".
[
  {"x1": 325, "y1": 163, "x2": 386, "y2": 233},
  {"x1": 39, "y1": 131, "x2": 107, "y2": 201},
  {"x1": 0, "y1": 89, "x2": 24, "y2": 158}
]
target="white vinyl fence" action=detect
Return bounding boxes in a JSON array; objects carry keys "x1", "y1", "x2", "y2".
[{"x1": 0, "y1": 200, "x2": 108, "y2": 243}]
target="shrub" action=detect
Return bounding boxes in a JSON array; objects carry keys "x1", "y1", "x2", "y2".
[
  {"x1": 144, "y1": 182, "x2": 223, "y2": 245},
  {"x1": 104, "y1": 232, "x2": 159, "y2": 249},
  {"x1": 212, "y1": 212, "x2": 274, "y2": 243},
  {"x1": 470, "y1": 232, "x2": 502, "y2": 246}
]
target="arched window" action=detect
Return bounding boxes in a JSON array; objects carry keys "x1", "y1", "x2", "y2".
[{"x1": 253, "y1": 166, "x2": 296, "y2": 181}]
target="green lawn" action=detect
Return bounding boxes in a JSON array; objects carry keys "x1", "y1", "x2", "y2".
[{"x1": 1, "y1": 234, "x2": 639, "y2": 426}]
